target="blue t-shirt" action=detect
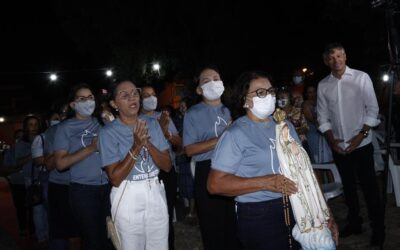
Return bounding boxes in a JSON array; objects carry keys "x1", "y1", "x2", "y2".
[
  {"x1": 15, "y1": 139, "x2": 38, "y2": 185},
  {"x1": 44, "y1": 124, "x2": 70, "y2": 185},
  {"x1": 98, "y1": 116, "x2": 169, "y2": 181},
  {"x1": 183, "y1": 102, "x2": 231, "y2": 162},
  {"x1": 4, "y1": 147, "x2": 24, "y2": 185},
  {"x1": 54, "y1": 117, "x2": 107, "y2": 185},
  {"x1": 211, "y1": 116, "x2": 300, "y2": 203},
  {"x1": 141, "y1": 111, "x2": 179, "y2": 166}
]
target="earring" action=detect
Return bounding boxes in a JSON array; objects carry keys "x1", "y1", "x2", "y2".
[
  {"x1": 115, "y1": 107, "x2": 119, "y2": 112},
  {"x1": 243, "y1": 103, "x2": 249, "y2": 108}
]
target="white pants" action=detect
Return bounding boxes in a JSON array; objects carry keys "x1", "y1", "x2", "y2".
[{"x1": 111, "y1": 178, "x2": 169, "y2": 250}]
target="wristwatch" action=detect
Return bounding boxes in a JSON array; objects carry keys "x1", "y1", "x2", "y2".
[{"x1": 359, "y1": 129, "x2": 369, "y2": 138}]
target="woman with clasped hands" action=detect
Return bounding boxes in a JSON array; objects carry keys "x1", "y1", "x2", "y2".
[{"x1": 98, "y1": 80, "x2": 171, "y2": 250}]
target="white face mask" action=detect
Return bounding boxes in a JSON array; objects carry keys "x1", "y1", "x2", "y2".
[
  {"x1": 142, "y1": 96, "x2": 158, "y2": 111},
  {"x1": 293, "y1": 76, "x2": 304, "y2": 85},
  {"x1": 201, "y1": 80, "x2": 225, "y2": 101},
  {"x1": 250, "y1": 95, "x2": 276, "y2": 119},
  {"x1": 50, "y1": 120, "x2": 60, "y2": 126},
  {"x1": 74, "y1": 100, "x2": 95, "y2": 117},
  {"x1": 277, "y1": 98, "x2": 289, "y2": 108}
]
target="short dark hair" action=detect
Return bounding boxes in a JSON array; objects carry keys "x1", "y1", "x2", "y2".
[
  {"x1": 193, "y1": 64, "x2": 221, "y2": 85},
  {"x1": 323, "y1": 43, "x2": 345, "y2": 58},
  {"x1": 108, "y1": 79, "x2": 132, "y2": 101},
  {"x1": 21, "y1": 115, "x2": 41, "y2": 142},
  {"x1": 231, "y1": 71, "x2": 272, "y2": 120}
]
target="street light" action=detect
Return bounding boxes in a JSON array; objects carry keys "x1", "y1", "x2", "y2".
[
  {"x1": 105, "y1": 69, "x2": 113, "y2": 77},
  {"x1": 152, "y1": 63, "x2": 160, "y2": 72},
  {"x1": 382, "y1": 73, "x2": 390, "y2": 82},
  {"x1": 49, "y1": 73, "x2": 58, "y2": 82},
  {"x1": 0, "y1": 117, "x2": 4, "y2": 123},
  {"x1": 302, "y1": 67, "x2": 308, "y2": 73}
]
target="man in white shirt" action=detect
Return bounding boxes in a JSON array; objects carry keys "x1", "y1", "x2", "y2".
[{"x1": 317, "y1": 43, "x2": 385, "y2": 247}]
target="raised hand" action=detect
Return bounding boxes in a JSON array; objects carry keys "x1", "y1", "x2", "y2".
[
  {"x1": 159, "y1": 111, "x2": 170, "y2": 135},
  {"x1": 133, "y1": 119, "x2": 149, "y2": 149}
]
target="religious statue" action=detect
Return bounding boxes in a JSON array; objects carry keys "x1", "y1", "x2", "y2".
[{"x1": 274, "y1": 108, "x2": 336, "y2": 250}]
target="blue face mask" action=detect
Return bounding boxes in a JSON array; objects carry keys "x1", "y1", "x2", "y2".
[
  {"x1": 293, "y1": 76, "x2": 304, "y2": 85},
  {"x1": 74, "y1": 100, "x2": 95, "y2": 117},
  {"x1": 142, "y1": 96, "x2": 158, "y2": 111}
]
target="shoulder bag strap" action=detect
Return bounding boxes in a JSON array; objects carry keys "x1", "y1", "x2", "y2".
[{"x1": 112, "y1": 180, "x2": 129, "y2": 223}]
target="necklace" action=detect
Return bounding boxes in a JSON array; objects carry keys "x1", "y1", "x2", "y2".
[{"x1": 139, "y1": 147, "x2": 152, "y2": 189}]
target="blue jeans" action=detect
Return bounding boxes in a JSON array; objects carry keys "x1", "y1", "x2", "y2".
[
  {"x1": 33, "y1": 203, "x2": 49, "y2": 242},
  {"x1": 69, "y1": 183, "x2": 112, "y2": 250},
  {"x1": 236, "y1": 198, "x2": 300, "y2": 250}
]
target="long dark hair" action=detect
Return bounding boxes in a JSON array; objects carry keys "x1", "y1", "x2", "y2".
[
  {"x1": 66, "y1": 83, "x2": 101, "y2": 123},
  {"x1": 66, "y1": 83, "x2": 92, "y2": 117},
  {"x1": 232, "y1": 71, "x2": 272, "y2": 121}
]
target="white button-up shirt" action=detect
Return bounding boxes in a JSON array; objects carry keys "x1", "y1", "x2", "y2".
[{"x1": 317, "y1": 66, "x2": 380, "y2": 150}]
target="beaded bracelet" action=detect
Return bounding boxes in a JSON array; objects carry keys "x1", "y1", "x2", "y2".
[{"x1": 127, "y1": 149, "x2": 139, "y2": 161}]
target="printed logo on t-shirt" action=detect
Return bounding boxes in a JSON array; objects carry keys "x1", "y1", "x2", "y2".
[
  {"x1": 81, "y1": 129, "x2": 97, "y2": 148},
  {"x1": 214, "y1": 116, "x2": 228, "y2": 137},
  {"x1": 136, "y1": 160, "x2": 155, "y2": 174},
  {"x1": 268, "y1": 138, "x2": 281, "y2": 174}
]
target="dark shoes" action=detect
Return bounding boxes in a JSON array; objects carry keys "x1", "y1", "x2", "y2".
[{"x1": 339, "y1": 224, "x2": 362, "y2": 238}]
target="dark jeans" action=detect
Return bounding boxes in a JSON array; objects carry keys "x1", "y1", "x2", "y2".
[
  {"x1": 236, "y1": 198, "x2": 300, "y2": 250},
  {"x1": 159, "y1": 167, "x2": 177, "y2": 250},
  {"x1": 9, "y1": 183, "x2": 34, "y2": 234},
  {"x1": 69, "y1": 183, "x2": 112, "y2": 250},
  {"x1": 332, "y1": 143, "x2": 385, "y2": 233},
  {"x1": 194, "y1": 160, "x2": 241, "y2": 250}
]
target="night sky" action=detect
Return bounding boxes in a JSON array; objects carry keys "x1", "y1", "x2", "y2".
[{"x1": 0, "y1": 0, "x2": 395, "y2": 116}]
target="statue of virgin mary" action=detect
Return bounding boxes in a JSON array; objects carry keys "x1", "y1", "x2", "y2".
[{"x1": 274, "y1": 108, "x2": 336, "y2": 250}]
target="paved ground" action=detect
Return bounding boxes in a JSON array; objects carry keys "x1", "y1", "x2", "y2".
[
  {"x1": 1, "y1": 175, "x2": 399, "y2": 250},
  {"x1": 174, "y1": 173, "x2": 400, "y2": 250}
]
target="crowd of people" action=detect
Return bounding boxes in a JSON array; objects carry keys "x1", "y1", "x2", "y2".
[{"x1": 0, "y1": 42, "x2": 386, "y2": 250}]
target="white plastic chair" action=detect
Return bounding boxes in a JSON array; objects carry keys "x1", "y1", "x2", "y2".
[{"x1": 312, "y1": 163, "x2": 343, "y2": 201}]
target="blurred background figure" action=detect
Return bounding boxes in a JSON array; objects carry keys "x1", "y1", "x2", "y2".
[{"x1": 302, "y1": 85, "x2": 333, "y2": 163}]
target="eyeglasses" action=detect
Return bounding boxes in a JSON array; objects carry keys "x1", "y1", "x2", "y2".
[
  {"x1": 118, "y1": 88, "x2": 141, "y2": 100},
  {"x1": 247, "y1": 87, "x2": 276, "y2": 98},
  {"x1": 75, "y1": 95, "x2": 95, "y2": 102}
]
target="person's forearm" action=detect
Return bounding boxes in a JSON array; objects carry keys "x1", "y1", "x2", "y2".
[
  {"x1": 324, "y1": 130, "x2": 335, "y2": 145},
  {"x1": 361, "y1": 124, "x2": 371, "y2": 131},
  {"x1": 106, "y1": 145, "x2": 141, "y2": 186},
  {"x1": 185, "y1": 138, "x2": 218, "y2": 157},
  {"x1": 17, "y1": 155, "x2": 31, "y2": 167},
  {"x1": 33, "y1": 156, "x2": 44, "y2": 167},
  {"x1": 208, "y1": 172, "x2": 275, "y2": 196},
  {"x1": 147, "y1": 143, "x2": 171, "y2": 172},
  {"x1": 44, "y1": 155, "x2": 56, "y2": 171},
  {"x1": 168, "y1": 134, "x2": 182, "y2": 148},
  {"x1": 56, "y1": 147, "x2": 96, "y2": 171}
]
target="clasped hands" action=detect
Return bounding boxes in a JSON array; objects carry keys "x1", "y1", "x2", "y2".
[
  {"x1": 133, "y1": 120, "x2": 150, "y2": 149},
  {"x1": 329, "y1": 133, "x2": 364, "y2": 155}
]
